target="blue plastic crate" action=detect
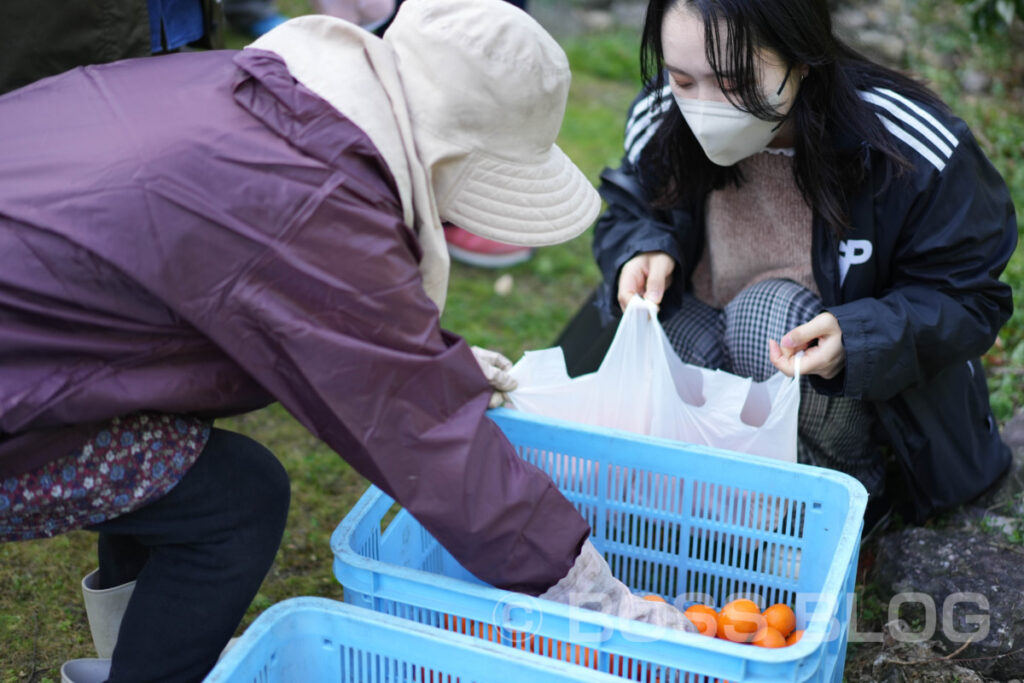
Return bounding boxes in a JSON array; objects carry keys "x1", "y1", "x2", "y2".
[
  {"x1": 331, "y1": 408, "x2": 868, "y2": 682},
  {"x1": 205, "y1": 597, "x2": 628, "y2": 682}
]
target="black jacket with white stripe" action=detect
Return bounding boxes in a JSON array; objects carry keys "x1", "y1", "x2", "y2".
[{"x1": 593, "y1": 84, "x2": 1018, "y2": 522}]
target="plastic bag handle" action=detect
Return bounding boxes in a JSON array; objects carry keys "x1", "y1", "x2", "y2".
[{"x1": 794, "y1": 350, "x2": 804, "y2": 382}]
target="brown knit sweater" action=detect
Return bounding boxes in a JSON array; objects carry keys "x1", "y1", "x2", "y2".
[{"x1": 691, "y1": 149, "x2": 819, "y2": 309}]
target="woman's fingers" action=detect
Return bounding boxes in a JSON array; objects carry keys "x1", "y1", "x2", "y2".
[
  {"x1": 780, "y1": 312, "x2": 839, "y2": 351},
  {"x1": 617, "y1": 252, "x2": 675, "y2": 311},
  {"x1": 771, "y1": 312, "x2": 846, "y2": 379},
  {"x1": 643, "y1": 253, "x2": 674, "y2": 307},
  {"x1": 617, "y1": 260, "x2": 646, "y2": 311}
]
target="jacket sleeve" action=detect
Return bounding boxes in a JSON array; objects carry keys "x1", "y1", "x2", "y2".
[
  {"x1": 592, "y1": 85, "x2": 693, "y2": 322},
  {"x1": 170, "y1": 180, "x2": 588, "y2": 594},
  {"x1": 824, "y1": 129, "x2": 1017, "y2": 401}
]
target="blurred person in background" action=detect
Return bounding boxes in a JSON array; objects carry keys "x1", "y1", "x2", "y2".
[{"x1": 0, "y1": 0, "x2": 223, "y2": 96}]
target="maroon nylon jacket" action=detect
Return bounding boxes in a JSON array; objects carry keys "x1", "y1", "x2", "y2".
[{"x1": 0, "y1": 48, "x2": 588, "y2": 593}]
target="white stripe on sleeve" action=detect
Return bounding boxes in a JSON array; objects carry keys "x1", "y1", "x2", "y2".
[
  {"x1": 626, "y1": 85, "x2": 672, "y2": 130},
  {"x1": 627, "y1": 122, "x2": 661, "y2": 164},
  {"x1": 625, "y1": 95, "x2": 673, "y2": 153},
  {"x1": 876, "y1": 114, "x2": 947, "y2": 171},
  {"x1": 874, "y1": 87, "x2": 959, "y2": 147},
  {"x1": 859, "y1": 91, "x2": 954, "y2": 159}
]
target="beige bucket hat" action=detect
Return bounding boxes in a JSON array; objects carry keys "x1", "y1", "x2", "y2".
[{"x1": 384, "y1": 0, "x2": 601, "y2": 247}]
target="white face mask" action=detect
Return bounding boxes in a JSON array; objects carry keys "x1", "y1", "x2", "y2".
[{"x1": 674, "y1": 75, "x2": 793, "y2": 167}]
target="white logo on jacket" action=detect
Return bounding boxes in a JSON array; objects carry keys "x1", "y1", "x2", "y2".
[{"x1": 838, "y1": 239, "x2": 873, "y2": 286}]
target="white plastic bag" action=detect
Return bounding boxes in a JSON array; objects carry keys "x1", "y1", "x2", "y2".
[{"x1": 508, "y1": 296, "x2": 800, "y2": 463}]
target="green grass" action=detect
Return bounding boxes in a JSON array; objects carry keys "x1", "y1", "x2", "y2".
[{"x1": 2, "y1": 3, "x2": 1022, "y2": 681}]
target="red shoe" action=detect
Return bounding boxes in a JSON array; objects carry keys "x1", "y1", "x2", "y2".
[{"x1": 444, "y1": 225, "x2": 534, "y2": 268}]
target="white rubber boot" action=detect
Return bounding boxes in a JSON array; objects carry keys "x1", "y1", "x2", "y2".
[
  {"x1": 59, "y1": 569, "x2": 135, "y2": 683},
  {"x1": 61, "y1": 570, "x2": 239, "y2": 681},
  {"x1": 81, "y1": 569, "x2": 136, "y2": 659},
  {"x1": 60, "y1": 659, "x2": 111, "y2": 683},
  {"x1": 60, "y1": 642, "x2": 240, "y2": 683}
]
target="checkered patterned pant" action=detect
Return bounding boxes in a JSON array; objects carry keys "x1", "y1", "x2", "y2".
[{"x1": 662, "y1": 279, "x2": 885, "y2": 497}]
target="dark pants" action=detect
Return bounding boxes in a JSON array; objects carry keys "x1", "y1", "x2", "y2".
[{"x1": 89, "y1": 429, "x2": 290, "y2": 683}]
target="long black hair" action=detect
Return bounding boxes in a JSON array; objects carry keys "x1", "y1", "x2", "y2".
[{"x1": 639, "y1": 0, "x2": 947, "y2": 236}]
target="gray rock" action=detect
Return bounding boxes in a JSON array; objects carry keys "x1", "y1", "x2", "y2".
[
  {"x1": 918, "y1": 46, "x2": 958, "y2": 70},
  {"x1": 867, "y1": 620, "x2": 987, "y2": 682},
  {"x1": 529, "y1": 1, "x2": 583, "y2": 38},
  {"x1": 578, "y1": 8, "x2": 615, "y2": 33},
  {"x1": 863, "y1": 5, "x2": 890, "y2": 27},
  {"x1": 611, "y1": 2, "x2": 647, "y2": 31},
  {"x1": 854, "y1": 29, "x2": 907, "y2": 64},
  {"x1": 834, "y1": 7, "x2": 871, "y2": 31},
  {"x1": 1003, "y1": 410, "x2": 1024, "y2": 449},
  {"x1": 975, "y1": 412, "x2": 1024, "y2": 515},
  {"x1": 872, "y1": 526, "x2": 1024, "y2": 679},
  {"x1": 881, "y1": 0, "x2": 910, "y2": 20},
  {"x1": 961, "y1": 68, "x2": 992, "y2": 94},
  {"x1": 530, "y1": 0, "x2": 635, "y2": 38}
]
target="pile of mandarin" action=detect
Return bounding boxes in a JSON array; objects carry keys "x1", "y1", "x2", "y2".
[{"x1": 666, "y1": 597, "x2": 802, "y2": 647}]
